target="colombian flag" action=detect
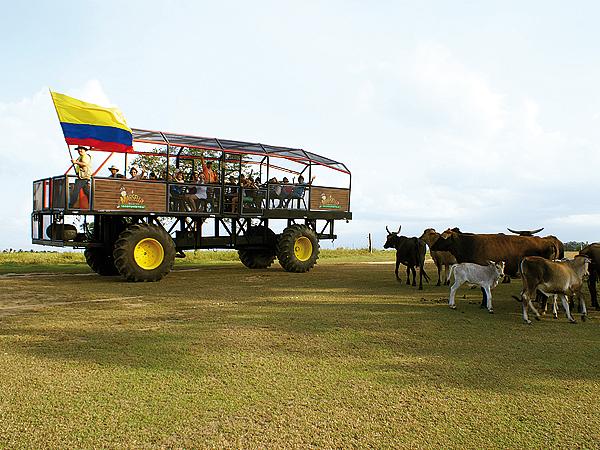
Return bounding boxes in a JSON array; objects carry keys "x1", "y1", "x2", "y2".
[{"x1": 50, "y1": 91, "x2": 133, "y2": 153}]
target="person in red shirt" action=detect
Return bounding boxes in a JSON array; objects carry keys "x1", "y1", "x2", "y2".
[{"x1": 200, "y1": 155, "x2": 218, "y2": 183}]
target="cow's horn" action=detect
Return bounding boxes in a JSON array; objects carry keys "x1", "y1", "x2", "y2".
[
  {"x1": 386, "y1": 226, "x2": 392, "y2": 235},
  {"x1": 397, "y1": 225, "x2": 402, "y2": 234},
  {"x1": 530, "y1": 228, "x2": 544, "y2": 235}
]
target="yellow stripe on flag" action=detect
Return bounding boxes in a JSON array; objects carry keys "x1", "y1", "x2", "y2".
[{"x1": 50, "y1": 91, "x2": 131, "y2": 133}]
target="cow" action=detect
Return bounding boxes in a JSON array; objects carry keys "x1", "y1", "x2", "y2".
[
  {"x1": 431, "y1": 228, "x2": 559, "y2": 307},
  {"x1": 447, "y1": 261, "x2": 505, "y2": 313},
  {"x1": 507, "y1": 227, "x2": 565, "y2": 259},
  {"x1": 433, "y1": 228, "x2": 559, "y2": 277},
  {"x1": 419, "y1": 228, "x2": 457, "y2": 286},
  {"x1": 579, "y1": 243, "x2": 600, "y2": 309},
  {"x1": 383, "y1": 225, "x2": 430, "y2": 290},
  {"x1": 512, "y1": 256, "x2": 590, "y2": 324}
]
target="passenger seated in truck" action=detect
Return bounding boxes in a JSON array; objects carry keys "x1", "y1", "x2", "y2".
[
  {"x1": 170, "y1": 170, "x2": 194, "y2": 212},
  {"x1": 108, "y1": 165, "x2": 124, "y2": 178},
  {"x1": 128, "y1": 167, "x2": 145, "y2": 180},
  {"x1": 224, "y1": 176, "x2": 239, "y2": 213},
  {"x1": 268, "y1": 177, "x2": 281, "y2": 208},
  {"x1": 288, "y1": 175, "x2": 315, "y2": 208},
  {"x1": 193, "y1": 172, "x2": 208, "y2": 212},
  {"x1": 250, "y1": 177, "x2": 265, "y2": 209},
  {"x1": 279, "y1": 177, "x2": 293, "y2": 208}
]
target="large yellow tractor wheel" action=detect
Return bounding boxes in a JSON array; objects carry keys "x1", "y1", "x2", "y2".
[
  {"x1": 113, "y1": 223, "x2": 175, "y2": 282},
  {"x1": 276, "y1": 225, "x2": 320, "y2": 273}
]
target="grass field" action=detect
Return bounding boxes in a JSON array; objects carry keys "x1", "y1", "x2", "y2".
[{"x1": 1, "y1": 252, "x2": 599, "y2": 448}]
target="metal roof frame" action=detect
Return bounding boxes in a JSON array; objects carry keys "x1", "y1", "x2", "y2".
[{"x1": 131, "y1": 128, "x2": 351, "y2": 175}]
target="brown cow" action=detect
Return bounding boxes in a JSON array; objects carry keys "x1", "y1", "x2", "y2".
[
  {"x1": 432, "y1": 228, "x2": 558, "y2": 307},
  {"x1": 579, "y1": 243, "x2": 600, "y2": 309},
  {"x1": 513, "y1": 256, "x2": 590, "y2": 324},
  {"x1": 507, "y1": 228, "x2": 565, "y2": 260},
  {"x1": 420, "y1": 228, "x2": 457, "y2": 286},
  {"x1": 432, "y1": 228, "x2": 557, "y2": 278}
]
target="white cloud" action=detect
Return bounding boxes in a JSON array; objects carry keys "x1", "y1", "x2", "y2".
[{"x1": 345, "y1": 42, "x2": 599, "y2": 244}]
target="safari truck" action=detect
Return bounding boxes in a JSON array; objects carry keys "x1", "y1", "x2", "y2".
[{"x1": 32, "y1": 128, "x2": 352, "y2": 281}]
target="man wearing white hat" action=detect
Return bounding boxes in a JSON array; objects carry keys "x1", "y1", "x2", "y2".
[{"x1": 108, "y1": 165, "x2": 124, "y2": 178}]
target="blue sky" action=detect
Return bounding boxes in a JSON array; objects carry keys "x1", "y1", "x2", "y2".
[{"x1": 1, "y1": 1, "x2": 599, "y2": 249}]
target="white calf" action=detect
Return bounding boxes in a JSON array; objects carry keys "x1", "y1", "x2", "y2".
[{"x1": 447, "y1": 261, "x2": 505, "y2": 313}]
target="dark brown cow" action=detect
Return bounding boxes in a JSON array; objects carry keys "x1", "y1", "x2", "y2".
[
  {"x1": 513, "y1": 256, "x2": 590, "y2": 324},
  {"x1": 384, "y1": 225, "x2": 430, "y2": 290},
  {"x1": 431, "y1": 228, "x2": 558, "y2": 307},
  {"x1": 419, "y1": 228, "x2": 457, "y2": 286},
  {"x1": 579, "y1": 243, "x2": 600, "y2": 309},
  {"x1": 432, "y1": 228, "x2": 557, "y2": 277},
  {"x1": 507, "y1": 228, "x2": 564, "y2": 259}
]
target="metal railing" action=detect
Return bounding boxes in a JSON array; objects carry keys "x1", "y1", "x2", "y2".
[{"x1": 33, "y1": 177, "x2": 338, "y2": 215}]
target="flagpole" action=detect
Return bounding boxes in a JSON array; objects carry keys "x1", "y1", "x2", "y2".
[{"x1": 49, "y1": 88, "x2": 76, "y2": 174}]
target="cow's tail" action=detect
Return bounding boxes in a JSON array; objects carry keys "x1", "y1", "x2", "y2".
[
  {"x1": 417, "y1": 238, "x2": 430, "y2": 282},
  {"x1": 447, "y1": 264, "x2": 458, "y2": 283}
]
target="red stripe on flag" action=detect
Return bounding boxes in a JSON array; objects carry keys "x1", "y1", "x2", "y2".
[{"x1": 65, "y1": 138, "x2": 133, "y2": 153}]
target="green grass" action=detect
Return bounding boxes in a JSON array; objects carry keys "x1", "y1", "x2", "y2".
[
  {"x1": 0, "y1": 248, "x2": 394, "y2": 274},
  {"x1": 0, "y1": 256, "x2": 599, "y2": 447}
]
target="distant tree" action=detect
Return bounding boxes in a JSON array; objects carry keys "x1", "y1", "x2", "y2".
[
  {"x1": 564, "y1": 241, "x2": 588, "y2": 251},
  {"x1": 130, "y1": 147, "x2": 254, "y2": 180}
]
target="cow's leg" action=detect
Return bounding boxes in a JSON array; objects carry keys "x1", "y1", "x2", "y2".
[
  {"x1": 418, "y1": 266, "x2": 424, "y2": 290},
  {"x1": 527, "y1": 300, "x2": 541, "y2": 321},
  {"x1": 521, "y1": 294, "x2": 532, "y2": 324},
  {"x1": 559, "y1": 294, "x2": 576, "y2": 323},
  {"x1": 436, "y1": 263, "x2": 441, "y2": 286},
  {"x1": 448, "y1": 279, "x2": 462, "y2": 309},
  {"x1": 480, "y1": 287, "x2": 487, "y2": 308},
  {"x1": 406, "y1": 266, "x2": 411, "y2": 285},
  {"x1": 410, "y1": 266, "x2": 416, "y2": 286},
  {"x1": 588, "y1": 268, "x2": 598, "y2": 309},
  {"x1": 579, "y1": 292, "x2": 587, "y2": 321},
  {"x1": 483, "y1": 285, "x2": 493, "y2": 313},
  {"x1": 552, "y1": 295, "x2": 558, "y2": 319},
  {"x1": 395, "y1": 256, "x2": 401, "y2": 283},
  {"x1": 444, "y1": 264, "x2": 451, "y2": 285},
  {"x1": 537, "y1": 291, "x2": 548, "y2": 315}
]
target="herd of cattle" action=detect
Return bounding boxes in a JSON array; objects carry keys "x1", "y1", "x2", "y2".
[{"x1": 383, "y1": 226, "x2": 600, "y2": 324}]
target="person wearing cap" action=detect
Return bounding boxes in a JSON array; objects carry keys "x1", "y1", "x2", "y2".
[
  {"x1": 108, "y1": 165, "x2": 124, "y2": 178},
  {"x1": 69, "y1": 146, "x2": 92, "y2": 208}
]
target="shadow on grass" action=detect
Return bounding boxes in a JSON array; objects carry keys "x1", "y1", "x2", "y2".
[{"x1": 2, "y1": 262, "x2": 600, "y2": 395}]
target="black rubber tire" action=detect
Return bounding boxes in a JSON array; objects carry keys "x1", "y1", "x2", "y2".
[
  {"x1": 276, "y1": 224, "x2": 320, "y2": 273},
  {"x1": 238, "y1": 249, "x2": 276, "y2": 269},
  {"x1": 84, "y1": 247, "x2": 120, "y2": 276},
  {"x1": 238, "y1": 226, "x2": 276, "y2": 269},
  {"x1": 113, "y1": 223, "x2": 176, "y2": 282}
]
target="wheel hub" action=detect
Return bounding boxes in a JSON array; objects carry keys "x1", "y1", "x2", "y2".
[
  {"x1": 134, "y1": 238, "x2": 164, "y2": 270},
  {"x1": 294, "y1": 236, "x2": 312, "y2": 261}
]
